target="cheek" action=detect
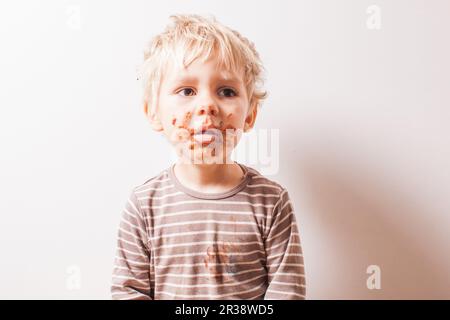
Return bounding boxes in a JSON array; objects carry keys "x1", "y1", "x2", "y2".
[
  {"x1": 170, "y1": 111, "x2": 193, "y2": 129},
  {"x1": 224, "y1": 111, "x2": 246, "y2": 130},
  {"x1": 170, "y1": 127, "x2": 191, "y2": 144},
  {"x1": 221, "y1": 113, "x2": 246, "y2": 149},
  {"x1": 165, "y1": 111, "x2": 194, "y2": 144}
]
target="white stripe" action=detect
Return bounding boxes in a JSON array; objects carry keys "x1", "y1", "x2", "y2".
[
  {"x1": 149, "y1": 229, "x2": 260, "y2": 241},
  {"x1": 113, "y1": 266, "x2": 149, "y2": 274},
  {"x1": 251, "y1": 175, "x2": 268, "y2": 180},
  {"x1": 155, "y1": 248, "x2": 264, "y2": 260},
  {"x1": 127, "y1": 199, "x2": 140, "y2": 214},
  {"x1": 235, "y1": 191, "x2": 279, "y2": 198},
  {"x1": 150, "y1": 209, "x2": 266, "y2": 220},
  {"x1": 148, "y1": 219, "x2": 260, "y2": 231},
  {"x1": 158, "y1": 274, "x2": 266, "y2": 289},
  {"x1": 248, "y1": 291, "x2": 265, "y2": 300},
  {"x1": 122, "y1": 208, "x2": 138, "y2": 222},
  {"x1": 153, "y1": 240, "x2": 263, "y2": 251},
  {"x1": 157, "y1": 280, "x2": 266, "y2": 299},
  {"x1": 117, "y1": 246, "x2": 148, "y2": 259},
  {"x1": 266, "y1": 210, "x2": 293, "y2": 233},
  {"x1": 155, "y1": 257, "x2": 263, "y2": 269},
  {"x1": 272, "y1": 190, "x2": 288, "y2": 210},
  {"x1": 118, "y1": 226, "x2": 142, "y2": 241},
  {"x1": 154, "y1": 267, "x2": 265, "y2": 278},
  {"x1": 247, "y1": 184, "x2": 282, "y2": 191},
  {"x1": 135, "y1": 184, "x2": 175, "y2": 193},
  {"x1": 270, "y1": 280, "x2": 306, "y2": 288},
  {"x1": 267, "y1": 237, "x2": 301, "y2": 252},
  {"x1": 137, "y1": 191, "x2": 184, "y2": 201},
  {"x1": 278, "y1": 263, "x2": 304, "y2": 267},
  {"x1": 265, "y1": 222, "x2": 295, "y2": 242},
  {"x1": 270, "y1": 272, "x2": 305, "y2": 277},
  {"x1": 267, "y1": 251, "x2": 303, "y2": 260},
  {"x1": 137, "y1": 191, "x2": 280, "y2": 201},
  {"x1": 267, "y1": 190, "x2": 287, "y2": 225},
  {"x1": 265, "y1": 237, "x2": 290, "y2": 252},
  {"x1": 112, "y1": 275, "x2": 149, "y2": 285},
  {"x1": 117, "y1": 236, "x2": 139, "y2": 248},
  {"x1": 115, "y1": 255, "x2": 148, "y2": 266},
  {"x1": 280, "y1": 200, "x2": 292, "y2": 212},
  {"x1": 120, "y1": 217, "x2": 146, "y2": 237},
  {"x1": 141, "y1": 200, "x2": 275, "y2": 210},
  {"x1": 265, "y1": 289, "x2": 305, "y2": 298}
]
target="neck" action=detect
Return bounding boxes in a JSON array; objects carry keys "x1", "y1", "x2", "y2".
[{"x1": 173, "y1": 160, "x2": 244, "y2": 192}]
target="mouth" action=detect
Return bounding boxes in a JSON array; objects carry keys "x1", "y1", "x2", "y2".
[{"x1": 192, "y1": 127, "x2": 223, "y2": 146}]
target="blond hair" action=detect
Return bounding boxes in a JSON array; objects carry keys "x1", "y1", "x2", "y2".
[{"x1": 139, "y1": 14, "x2": 267, "y2": 117}]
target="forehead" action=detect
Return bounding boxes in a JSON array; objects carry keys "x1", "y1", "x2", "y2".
[{"x1": 163, "y1": 55, "x2": 244, "y2": 85}]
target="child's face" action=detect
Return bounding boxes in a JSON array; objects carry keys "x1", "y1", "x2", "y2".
[{"x1": 148, "y1": 55, "x2": 257, "y2": 164}]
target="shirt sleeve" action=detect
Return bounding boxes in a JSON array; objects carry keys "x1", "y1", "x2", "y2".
[
  {"x1": 263, "y1": 188, "x2": 306, "y2": 299},
  {"x1": 111, "y1": 191, "x2": 153, "y2": 300}
]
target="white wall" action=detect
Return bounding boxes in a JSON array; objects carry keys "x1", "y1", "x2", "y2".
[{"x1": 0, "y1": 0, "x2": 449, "y2": 299}]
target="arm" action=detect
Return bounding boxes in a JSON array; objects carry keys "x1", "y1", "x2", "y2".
[
  {"x1": 263, "y1": 189, "x2": 306, "y2": 300},
  {"x1": 111, "y1": 191, "x2": 153, "y2": 300}
]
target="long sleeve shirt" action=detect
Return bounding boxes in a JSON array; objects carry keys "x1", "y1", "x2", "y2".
[{"x1": 111, "y1": 162, "x2": 306, "y2": 300}]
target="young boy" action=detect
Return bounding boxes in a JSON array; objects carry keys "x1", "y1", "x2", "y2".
[{"x1": 111, "y1": 14, "x2": 306, "y2": 300}]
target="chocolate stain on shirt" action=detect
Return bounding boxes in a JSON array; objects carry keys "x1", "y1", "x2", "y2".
[{"x1": 204, "y1": 241, "x2": 241, "y2": 282}]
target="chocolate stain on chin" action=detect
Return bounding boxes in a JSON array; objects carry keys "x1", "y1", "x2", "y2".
[
  {"x1": 171, "y1": 128, "x2": 190, "y2": 143},
  {"x1": 224, "y1": 124, "x2": 236, "y2": 131}
]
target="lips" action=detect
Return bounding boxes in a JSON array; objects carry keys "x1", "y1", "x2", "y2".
[
  {"x1": 192, "y1": 127, "x2": 223, "y2": 146},
  {"x1": 193, "y1": 124, "x2": 220, "y2": 135},
  {"x1": 193, "y1": 133, "x2": 216, "y2": 145}
]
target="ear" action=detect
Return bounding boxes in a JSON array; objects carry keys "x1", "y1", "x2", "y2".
[
  {"x1": 144, "y1": 101, "x2": 164, "y2": 132},
  {"x1": 244, "y1": 102, "x2": 258, "y2": 132}
]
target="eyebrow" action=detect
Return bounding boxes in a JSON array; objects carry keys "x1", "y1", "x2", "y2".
[
  {"x1": 218, "y1": 76, "x2": 241, "y2": 84},
  {"x1": 172, "y1": 76, "x2": 197, "y2": 83}
]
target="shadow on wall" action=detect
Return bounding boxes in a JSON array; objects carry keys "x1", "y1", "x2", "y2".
[{"x1": 281, "y1": 128, "x2": 450, "y2": 299}]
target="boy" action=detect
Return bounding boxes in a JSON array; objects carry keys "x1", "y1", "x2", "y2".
[{"x1": 111, "y1": 14, "x2": 306, "y2": 300}]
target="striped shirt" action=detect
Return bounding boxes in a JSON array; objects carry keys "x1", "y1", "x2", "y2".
[{"x1": 111, "y1": 162, "x2": 306, "y2": 300}]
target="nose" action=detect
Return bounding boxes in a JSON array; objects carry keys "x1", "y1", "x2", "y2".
[
  {"x1": 195, "y1": 103, "x2": 219, "y2": 117},
  {"x1": 195, "y1": 90, "x2": 219, "y2": 116}
]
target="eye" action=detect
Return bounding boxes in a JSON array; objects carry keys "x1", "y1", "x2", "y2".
[
  {"x1": 218, "y1": 87, "x2": 237, "y2": 98},
  {"x1": 177, "y1": 88, "x2": 196, "y2": 96}
]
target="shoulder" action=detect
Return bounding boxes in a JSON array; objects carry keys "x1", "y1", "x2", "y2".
[
  {"x1": 243, "y1": 164, "x2": 286, "y2": 191},
  {"x1": 241, "y1": 164, "x2": 289, "y2": 199},
  {"x1": 129, "y1": 166, "x2": 174, "y2": 200},
  {"x1": 123, "y1": 166, "x2": 176, "y2": 219}
]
